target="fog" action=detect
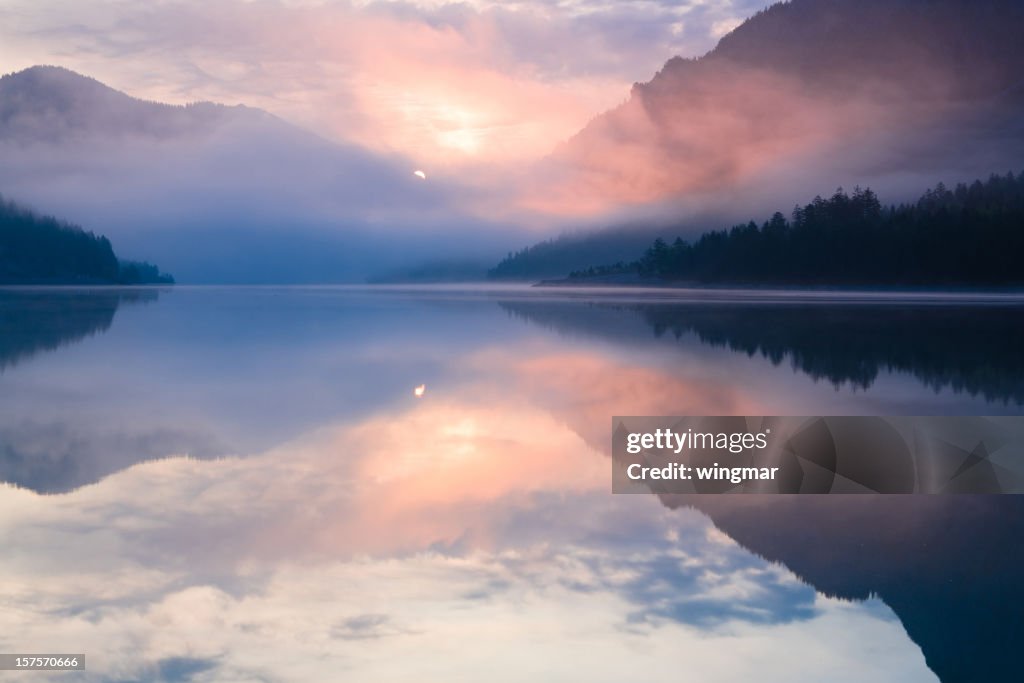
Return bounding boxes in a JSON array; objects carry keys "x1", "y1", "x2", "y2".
[
  {"x1": 2, "y1": 1, "x2": 1024, "y2": 282},
  {"x1": 0, "y1": 67, "x2": 524, "y2": 282},
  {"x1": 520, "y1": 0, "x2": 1024, "y2": 229}
]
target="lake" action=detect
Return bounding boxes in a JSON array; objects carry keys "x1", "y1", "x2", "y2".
[{"x1": 1, "y1": 285, "x2": 1021, "y2": 682}]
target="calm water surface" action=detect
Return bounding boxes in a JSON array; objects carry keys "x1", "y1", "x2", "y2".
[{"x1": 1, "y1": 285, "x2": 1021, "y2": 682}]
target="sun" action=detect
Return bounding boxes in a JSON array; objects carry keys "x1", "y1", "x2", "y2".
[{"x1": 436, "y1": 126, "x2": 485, "y2": 155}]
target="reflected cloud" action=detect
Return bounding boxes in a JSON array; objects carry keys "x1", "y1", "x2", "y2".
[
  {"x1": 0, "y1": 355, "x2": 934, "y2": 681},
  {"x1": 3, "y1": 288, "x2": 1019, "y2": 498},
  {"x1": 0, "y1": 288, "x2": 538, "y2": 493},
  {"x1": 3, "y1": 287, "x2": 1015, "y2": 681},
  {"x1": 331, "y1": 613, "x2": 411, "y2": 641},
  {"x1": 151, "y1": 657, "x2": 218, "y2": 683},
  {"x1": 669, "y1": 495, "x2": 1024, "y2": 682},
  {"x1": 485, "y1": 348, "x2": 753, "y2": 456},
  {"x1": 0, "y1": 397, "x2": 933, "y2": 679}
]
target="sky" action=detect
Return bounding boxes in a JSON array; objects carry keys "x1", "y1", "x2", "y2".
[
  {"x1": 0, "y1": 0, "x2": 770, "y2": 168},
  {"x1": 5, "y1": 0, "x2": 1018, "y2": 281}
]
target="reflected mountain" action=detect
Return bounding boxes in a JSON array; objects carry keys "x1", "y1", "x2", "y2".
[
  {"x1": 501, "y1": 299, "x2": 1024, "y2": 404},
  {"x1": 663, "y1": 495, "x2": 1024, "y2": 682},
  {"x1": 0, "y1": 287, "x2": 520, "y2": 494},
  {"x1": 0, "y1": 287, "x2": 182, "y2": 493},
  {"x1": 0, "y1": 419, "x2": 226, "y2": 495},
  {"x1": 0, "y1": 287, "x2": 160, "y2": 371}
]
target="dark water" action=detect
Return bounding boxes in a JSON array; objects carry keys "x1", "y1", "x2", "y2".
[{"x1": 1, "y1": 285, "x2": 1021, "y2": 681}]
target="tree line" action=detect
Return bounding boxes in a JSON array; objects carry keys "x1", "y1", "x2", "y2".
[
  {"x1": 572, "y1": 171, "x2": 1024, "y2": 286},
  {"x1": 0, "y1": 194, "x2": 173, "y2": 284},
  {"x1": 488, "y1": 227, "x2": 667, "y2": 280}
]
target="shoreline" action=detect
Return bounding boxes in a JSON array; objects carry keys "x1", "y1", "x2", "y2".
[{"x1": 534, "y1": 274, "x2": 1024, "y2": 295}]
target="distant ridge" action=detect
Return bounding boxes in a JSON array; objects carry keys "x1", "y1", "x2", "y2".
[{"x1": 0, "y1": 65, "x2": 263, "y2": 142}]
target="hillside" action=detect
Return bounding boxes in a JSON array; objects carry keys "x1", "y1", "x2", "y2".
[
  {"x1": 0, "y1": 194, "x2": 172, "y2": 284},
  {"x1": 0, "y1": 67, "x2": 487, "y2": 284},
  {"x1": 497, "y1": 0, "x2": 1024, "y2": 281},
  {"x1": 547, "y1": 0, "x2": 1024, "y2": 208},
  {"x1": 0, "y1": 66, "x2": 250, "y2": 143},
  {"x1": 488, "y1": 225, "x2": 673, "y2": 280}
]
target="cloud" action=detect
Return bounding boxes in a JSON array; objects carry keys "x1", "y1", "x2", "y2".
[
  {"x1": 513, "y1": 0, "x2": 1024, "y2": 221},
  {"x1": 0, "y1": 65, "x2": 521, "y2": 281},
  {"x1": 152, "y1": 656, "x2": 220, "y2": 682},
  {"x1": 0, "y1": 0, "x2": 772, "y2": 167},
  {"x1": 331, "y1": 613, "x2": 412, "y2": 640},
  {"x1": 4, "y1": 0, "x2": 1020, "y2": 251}
]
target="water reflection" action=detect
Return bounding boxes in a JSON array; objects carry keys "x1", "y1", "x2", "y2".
[
  {"x1": 0, "y1": 287, "x2": 159, "y2": 371},
  {"x1": 1, "y1": 286, "x2": 1020, "y2": 681},
  {"x1": 502, "y1": 299, "x2": 1024, "y2": 403},
  {"x1": 0, "y1": 287, "x2": 515, "y2": 492},
  {"x1": 1, "y1": 287, "x2": 1019, "y2": 494},
  {"x1": 0, "y1": 393, "x2": 935, "y2": 682},
  {"x1": 672, "y1": 496, "x2": 1024, "y2": 682}
]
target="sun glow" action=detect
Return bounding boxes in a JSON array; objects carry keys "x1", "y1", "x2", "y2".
[
  {"x1": 436, "y1": 125, "x2": 486, "y2": 155},
  {"x1": 416, "y1": 101, "x2": 488, "y2": 155}
]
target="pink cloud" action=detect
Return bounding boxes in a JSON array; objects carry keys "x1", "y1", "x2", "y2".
[{"x1": 0, "y1": 0, "x2": 767, "y2": 172}]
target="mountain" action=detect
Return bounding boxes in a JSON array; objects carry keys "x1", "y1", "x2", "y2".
[
  {"x1": 489, "y1": 224, "x2": 672, "y2": 280},
  {"x1": 544, "y1": 0, "x2": 1024, "y2": 212},
  {"x1": 0, "y1": 66, "x2": 248, "y2": 143},
  {"x1": 496, "y1": 0, "x2": 1024, "y2": 280},
  {"x1": 0, "y1": 193, "x2": 173, "y2": 284},
  {"x1": 0, "y1": 66, "x2": 507, "y2": 283}
]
